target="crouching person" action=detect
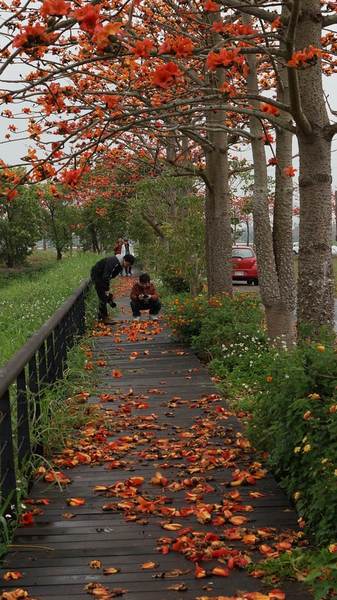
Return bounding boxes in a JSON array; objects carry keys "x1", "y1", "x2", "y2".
[{"x1": 130, "y1": 273, "x2": 161, "y2": 321}]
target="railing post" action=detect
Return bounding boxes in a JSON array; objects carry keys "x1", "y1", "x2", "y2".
[
  {"x1": 38, "y1": 342, "x2": 47, "y2": 388},
  {"x1": 78, "y1": 292, "x2": 86, "y2": 336},
  {"x1": 0, "y1": 390, "x2": 17, "y2": 513},
  {"x1": 46, "y1": 332, "x2": 56, "y2": 384},
  {"x1": 17, "y1": 370, "x2": 31, "y2": 470},
  {"x1": 29, "y1": 355, "x2": 43, "y2": 456},
  {"x1": 54, "y1": 323, "x2": 63, "y2": 380},
  {"x1": 60, "y1": 317, "x2": 67, "y2": 371}
]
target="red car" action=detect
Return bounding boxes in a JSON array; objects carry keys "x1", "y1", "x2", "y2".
[{"x1": 232, "y1": 245, "x2": 258, "y2": 285}]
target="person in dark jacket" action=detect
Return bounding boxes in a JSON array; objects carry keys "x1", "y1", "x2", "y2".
[
  {"x1": 130, "y1": 273, "x2": 161, "y2": 321},
  {"x1": 91, "y1": 253, "x2": 135, "y2": 320}
]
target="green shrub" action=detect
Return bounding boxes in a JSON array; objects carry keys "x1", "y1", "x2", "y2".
[
  {"x1": 162, "y1": 274, "x2": 190, "y2": 293},
  {"x1": 191, "y1": 294, "x2": 265, "y2": 360},
  {"x1": 254, "y1": 546, "x2": 337, "y2": 600},
  {"x1": 248, "y1": 339, "x2": 337, "y2": 545},
  {"x1": 165, "y1": 293, "x2": 210, "y2": 343},
  {"x1": 165, "y1": 292, "x2": 264, "y2": 358}
]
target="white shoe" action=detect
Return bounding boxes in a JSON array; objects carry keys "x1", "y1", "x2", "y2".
[
  {"x1": 149, "y1": 315, "x2": 158, "y2": 321},
  {"x1": 133, "y1": 316, "x2": 140, "y2": 321}
]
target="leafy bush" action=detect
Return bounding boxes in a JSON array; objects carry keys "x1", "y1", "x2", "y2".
[
  {"x1": 165, "y1": 293, "x2": 210, "y2": 343},
  {"x1": 162, "y1": 274, "x2": 190, "y2": 293},
  {"x1": 0, "y1": 187, "x2": 42, "y2": 267},
  {"x1": 166, "y1": 292, "x2": 265, "y2": 360},
  {"x1": 248, "y1": 339, "x2": 337, "y2": 545},
  {"x1": 254, "y1": 546, "x2": 337, "y2": 600}
]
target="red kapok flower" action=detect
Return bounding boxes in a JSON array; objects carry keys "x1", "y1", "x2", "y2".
[
  {"x1": 211, "y1": 21, "x2": 226, "y2": 33},
  {"x1": 13, "y1": 23, "x2": 51, "y2": 48},
  {"x1": 260, "y1": 102, "x2": 280, "y2": 116},
  {"x1": 132, "y1": 39, "x2": 153, "y2": 58},
  {"x1": 40, "y1": 0, "x2": 70, "y2": 17},
  {"x1": 61, "y1": 167, "x2": 88, "y2": 187},
  {"x1": 3, "y1": 188, "x2": 18, "y2": 201},
  {"x1": 92, "y1": 22, "x2": 122, "y2": 51},
  {"x1": 20, "y1": 511, "x2": 35, "y2": 526},
  {"x1": 204, "y1": 0, "x2": 220, "y2": 11},
  {"x1": 152, "y1": 62, "x2": 182, "y2": 89},
  {"x1": 283, "y1": 165, "x2": 297, "y2": 177},
  {"x1": 74, "y1": 4, "x2": 100, "y2": 34},
  {"x1": 172, "y1": 36, "x2": 194, "y2": 58}
]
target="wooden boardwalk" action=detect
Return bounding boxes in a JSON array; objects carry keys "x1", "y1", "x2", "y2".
[{"x1": 0, "y1": 282, "x2": 311, "y2": 600}]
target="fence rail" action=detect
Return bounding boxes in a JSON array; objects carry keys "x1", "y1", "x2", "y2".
[{"x1": 0, "y1": 279, "x2": 91, "y2": 516}]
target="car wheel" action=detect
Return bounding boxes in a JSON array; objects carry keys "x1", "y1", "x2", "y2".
[
  {"x1": 247, "y1": 280, "x2": 253, "y2": 286},
  {"x1": 254, "y1": 279, "x2": 259, "y2": 286}
]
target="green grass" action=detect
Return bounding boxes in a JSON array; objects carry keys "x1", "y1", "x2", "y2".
[
  {"x1": 0, "y1": 250, "x2": 58, "y2": 289},
  {"x1": 0, "y1": 252, "x2": 101, "y2": 367}
]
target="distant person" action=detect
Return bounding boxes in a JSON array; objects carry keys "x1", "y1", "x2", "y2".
[
  {"x1": 91, "y1": 253, "x2": 135, "y2": 320},
  {"x1": 121, "y1": 238, "x2": 135, "y2": 276},
  {"x1": 114, "y1": 238, "x2": 123, "y2": 255},
  {"x1": 130, "y1": 273, "x2": 161, "y2": 321}
]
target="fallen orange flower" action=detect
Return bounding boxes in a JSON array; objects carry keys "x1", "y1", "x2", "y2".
[
  {"x1": 112, "y1": 369, "x2": 123, "y2": 378},
  {"x1": 2, "y1": 572, "x2": 23, "y2": 582},
  {"x1": 66, "y1": 497, "x2": 86, "y2": 506}
]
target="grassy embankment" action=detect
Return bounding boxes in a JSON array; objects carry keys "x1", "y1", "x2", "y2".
[{"x1": 0, "y1": 252, "x2": 101, "y2": 367}]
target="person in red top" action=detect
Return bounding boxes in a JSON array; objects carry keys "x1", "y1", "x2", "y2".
[
  {"x1": 114, "y1": 238, "x2": 123, "y2": 255},
  {"x1": 130, "y1": 273, "x2": 161, "y2": 321}
]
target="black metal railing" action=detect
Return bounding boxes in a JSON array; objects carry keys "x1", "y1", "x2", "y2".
[{"x1": 0, "y1": 279, "x2": 91, "y2": 516}]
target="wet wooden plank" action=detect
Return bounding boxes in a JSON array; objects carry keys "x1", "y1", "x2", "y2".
[{"x1": 0, "y1": 295, "x2": 312, "y2": 599}]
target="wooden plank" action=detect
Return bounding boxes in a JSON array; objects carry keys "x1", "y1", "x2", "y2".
[{"x1": 0, "y1": 295, "x2": 312, "y2": 600}]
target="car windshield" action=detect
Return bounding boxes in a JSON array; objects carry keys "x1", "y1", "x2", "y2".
[{"x1": 232, "y1": 248, "x2": 254, "y2": 258}]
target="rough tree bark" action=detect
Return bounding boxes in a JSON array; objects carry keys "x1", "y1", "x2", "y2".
[
  {"x1": 335, "y1": 190, "x2": 337, "y2": 242},
  {"x1": 293, "y1": 0, "x2": 334, "y2": 332},
  {"x1": 273, "y1": 35, "x2": 297, "y2": 346},
  {"x1": 246, "y1": 48, "x2": 295, "y2": 343},
  {"x1": 202, "y1": 12, "x2": 233, "y2": 297},
  {"x1": 204, "y1": 126, "x2": 233, "y2": 296}
]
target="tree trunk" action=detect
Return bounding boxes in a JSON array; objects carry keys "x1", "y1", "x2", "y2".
[
  {"x1": 246, "y1": 219, "x2": 250, "y2": 245},
  {"x1": 203, "y1": 14, "x2": 233, "y2": 297},
  {"x1": 5, "y1": 254, "x2": 14, "y2": 268},
  {"x1": 273, "y1": 43, "x2": 297, "y2": 346},
  {"x1": 205, "y1": 134, "x2": 233, "y2": 296},
  {"x1": 335, "y1": 190, "x2": 337, "y2": 242},
  {"x1": 295, "y1": 0, "x2": 334, "y2": 332},
  {"x1": 297, "y1": 131, "x2": 333, "y2": 330},
  {"x1": 245, "y1": 46, "x2": 292, "y2": 344},
  {"x1": 265, "y1": 303, "x2": 296, "y2": 343},
  {"x1": 89, "y1": 224, "x2": 100, "y2": 253},
  {"x1": 56, "y1": 247, "x2": 62, "y2": 260}
]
